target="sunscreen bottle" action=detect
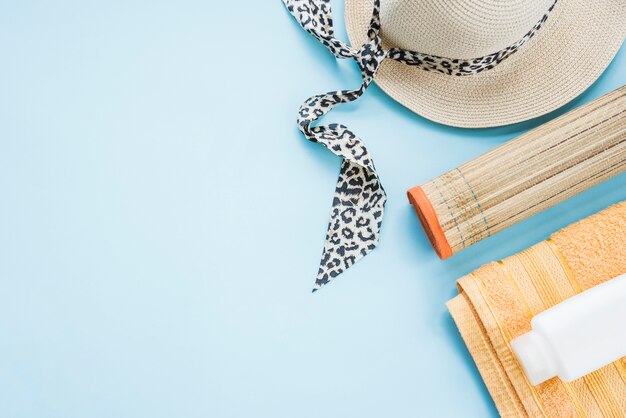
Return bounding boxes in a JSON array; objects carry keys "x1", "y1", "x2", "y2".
[{"x1": 511, "y1": 273, "x2": 626, "y2": 385}]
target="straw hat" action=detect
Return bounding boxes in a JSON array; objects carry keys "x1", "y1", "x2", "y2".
[{"x1": 345, "y1": 0, "x2": 626, "y2": 127}]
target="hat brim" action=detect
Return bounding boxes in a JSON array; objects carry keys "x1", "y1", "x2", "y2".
[{"x1": 345, "y1": 0, "x2": 626, "y2": 128}]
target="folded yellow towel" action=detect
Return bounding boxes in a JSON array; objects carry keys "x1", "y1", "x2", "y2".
[{"x1": 448, "y1": 202, "x2": 626, "y2": 417}]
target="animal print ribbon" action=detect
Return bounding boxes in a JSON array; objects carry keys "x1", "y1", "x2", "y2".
[{"x1": 283, "y1": 0, "x2": 557, "y2": 291}]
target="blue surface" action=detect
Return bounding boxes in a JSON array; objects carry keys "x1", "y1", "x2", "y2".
[{"x1": 1, "y1": 1, "x2": 625, "y2": 417}]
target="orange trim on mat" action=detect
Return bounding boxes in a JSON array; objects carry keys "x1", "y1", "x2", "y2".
[{"x1": 407, "y1": 185, "x2": 453, "y2": 259}]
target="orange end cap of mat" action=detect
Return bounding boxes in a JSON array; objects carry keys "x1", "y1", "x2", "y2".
[{"x1": 407, "y1": 185, "x2": 453, "y2": 260}]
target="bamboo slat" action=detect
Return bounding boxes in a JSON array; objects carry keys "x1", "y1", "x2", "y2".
[{"x1": 407, "y1": 85, "x2": 626, "y2": 259}]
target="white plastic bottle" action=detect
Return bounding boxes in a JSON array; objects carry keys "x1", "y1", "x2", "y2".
[{"x1": 511, "y1": 273, "x2": 626, "y2": 385}]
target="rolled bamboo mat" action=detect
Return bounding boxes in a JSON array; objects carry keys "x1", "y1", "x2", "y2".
[
  {"x1": 447, "y1": 201, "x2": 626, "y2": 418},
  {"x1": 407, "y1": 85, "x2": 626, "y2": 259}
]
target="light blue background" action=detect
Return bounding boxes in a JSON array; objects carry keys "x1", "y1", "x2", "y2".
[{"x1": 1, "y1": 1, "x2": 625, "y2": 417}]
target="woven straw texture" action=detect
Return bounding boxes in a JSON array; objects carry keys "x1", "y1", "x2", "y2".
[
  {"x1": 345, "y1": 0, "x2": 626, "y2": 127},
  {"x1": 414, "y1": 85, "x2": 626, "y2": 256},
  {"x1": 447, "y1": 201, "x2": 626, "y2": 417},
  {"x1": 378, "y1": 0, "x2": 555, "y2": 58}
]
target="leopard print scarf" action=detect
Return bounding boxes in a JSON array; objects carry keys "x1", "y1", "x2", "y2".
[{"x1": 283, "y1": 0, "x2": 557, "y2": 291}]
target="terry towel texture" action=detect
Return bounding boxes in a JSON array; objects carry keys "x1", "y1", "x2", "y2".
[{"x1": 448, "y1": 202, "x2": 626, "y2": 417}]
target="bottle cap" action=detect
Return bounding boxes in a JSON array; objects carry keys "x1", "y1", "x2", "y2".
[{"x1": 511, "y1": 330, "x2": 558, "y2": 385}]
